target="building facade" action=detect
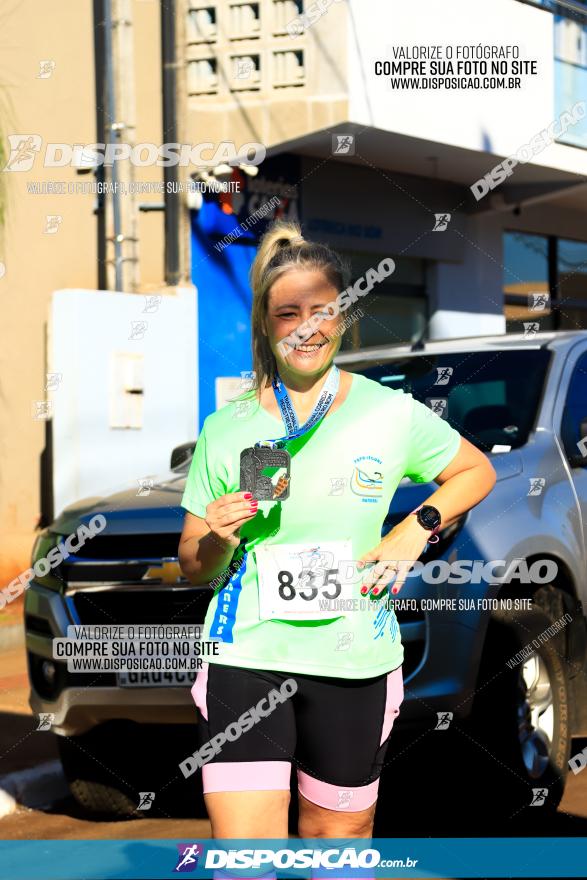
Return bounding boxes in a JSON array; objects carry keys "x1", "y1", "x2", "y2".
[
  {"x1": 1, "y1": 0, "x2": 586, "y2": 580},
  {"x1": 184, "y1": 0, "x2": 587, "y2": 420}
]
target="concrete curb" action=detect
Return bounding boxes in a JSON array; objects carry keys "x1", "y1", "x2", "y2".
[{"x1": 0, "y1": 760, "x2": 69, "y2": 818}]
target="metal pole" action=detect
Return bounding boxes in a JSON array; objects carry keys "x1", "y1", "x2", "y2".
[
  {"x1": 92, "y1": 0, "x2": 107, "y2": 290},
  {"x1": 104, "y1": 0, "x2": 124, "y2": 291},
  {"x1": 161, "y1": 0, "x2": 180, "y2": 286}
]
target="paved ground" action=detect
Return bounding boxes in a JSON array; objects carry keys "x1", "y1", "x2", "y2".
[
  {"x1": 0, "y1": 633, "x2": 212, "y2": 840},
  {"x1": 2, "y1": 624, "x2": 587, "y2": 859}
]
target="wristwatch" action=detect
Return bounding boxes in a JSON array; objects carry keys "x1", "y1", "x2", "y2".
[{"x1": 411, "y1": 504, "x2": 442, "y2": 543}]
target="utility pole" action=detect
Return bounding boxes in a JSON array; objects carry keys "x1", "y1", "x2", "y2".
[
  {"x1": 161, "y1": 0, "x2": 181, "y2": 286},
  {"x1": 103, "y1": 0, "x2": 139, "y2": 291}
]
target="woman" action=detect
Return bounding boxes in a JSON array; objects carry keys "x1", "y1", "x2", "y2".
[{"x1": 179, "y1": 221, "x2": 496, "y2": 845}]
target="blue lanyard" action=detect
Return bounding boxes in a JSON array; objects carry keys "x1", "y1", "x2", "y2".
[{"x1": 256, "y1": 365, "x2": 341, "y2": 449}]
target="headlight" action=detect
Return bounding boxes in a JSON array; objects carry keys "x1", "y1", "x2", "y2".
[{"x1": 29, "y1": 530, "x2": 65, "y2": 591}]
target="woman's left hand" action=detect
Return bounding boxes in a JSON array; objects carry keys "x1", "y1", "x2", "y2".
[{"x1": 357, "y1": 516, "x2": 431, "y2": 597}]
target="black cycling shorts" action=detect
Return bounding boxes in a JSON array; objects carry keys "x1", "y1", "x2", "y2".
[{"x1": 190, "y1": 661, "x2": 404, "y2": 812}]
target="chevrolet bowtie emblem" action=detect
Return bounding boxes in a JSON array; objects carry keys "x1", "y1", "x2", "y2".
[{"x1": 143, "y1": 559, "x2": 184, "y2": 584}]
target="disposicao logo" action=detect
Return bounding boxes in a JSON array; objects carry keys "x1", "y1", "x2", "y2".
[{"x1": 174, "y1": 843, "x2": 203, "y2": 872}]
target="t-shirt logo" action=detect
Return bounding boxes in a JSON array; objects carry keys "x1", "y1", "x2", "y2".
[{"x1": 351, "y1": 455, "x2": 383, "y2": 503}]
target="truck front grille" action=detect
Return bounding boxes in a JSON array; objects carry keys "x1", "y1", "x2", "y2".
[
  {"x1": 71, "y1": 533, "x2": 182, "y2": 560},
  {"x1": 70, "y1": 586, "x2": 213, "y2": 625}
]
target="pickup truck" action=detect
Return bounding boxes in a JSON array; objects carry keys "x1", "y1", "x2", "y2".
[{"x1": 24, "y1": 330, "x2": 587, "y2": 819}]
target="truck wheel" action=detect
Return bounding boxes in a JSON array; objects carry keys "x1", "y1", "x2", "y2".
[
  {"x1": 57, "y1": 721, "x2": 202, "y2": 818},
  {"x1": 57, "y1": 728, "x2": 143, "y2": 818},
  {"x1": 471, "y1": 606, "x2": 570, "y2": 817}
]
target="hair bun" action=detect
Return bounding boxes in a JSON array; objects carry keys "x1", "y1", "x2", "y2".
[
  {"x1": 276, "y1": 230, "x2": 305, "y2": 249},
  {"x1": 250, "y1": 221, "x2": 305, "y2": 294}
]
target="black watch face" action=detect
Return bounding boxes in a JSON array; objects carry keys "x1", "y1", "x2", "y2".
[{"x1": 418, "y1": 505, "x2": 441, "y2": 530}]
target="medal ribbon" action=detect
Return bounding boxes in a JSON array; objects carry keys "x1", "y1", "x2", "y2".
[{"x1": 256, "y1": 364, "x2": 341, "y2": 449}]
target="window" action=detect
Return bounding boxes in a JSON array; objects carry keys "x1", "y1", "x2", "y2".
[
  {"x1": 555, "y1": 15, "x2": 587, "y2": 66},
  {"x1": 554, "y1": 11, "x2": 587, "y2": 148},
  {"x1": 503, "y1": 232, "x2": 553, "y2": 332},
  {"x1": 357, "y1": 350, "x2": 552, "y2": 452},
  {"x1": 515, "y1": 1, "x2": 587, "y2": 15},
  {"x1": 557, "y1": 239, "x2": 587, "y2": 329},
  {"x1": 272, "y1": 49, "x2": 305, "y2": 87},
  {"x1": 229, "y1": 2, "x2": 261, "y2": 39},
  {"x1": 272, "y1": 0, "x2": 303, "y2": 35},
  {"x1": 516, "y1": 3, "x2": 587, "y2": 147},
  {"x1": 186, "y1": 6, "x2": 217, "y2": 43},
  {"x1": 229, "y1": 53, "x2": 261, "y2": 90},
  {"x1": 187, "y1": 58, "x2": 218, "y2": 95},
  {"x1": 561, "y1": 351, "x2": 587, "y2": 463},
  {"x1": 337, "y1": 252, "x2": 427, "y2": 350},
  {"x1": 503, "y1": 232, "x2": 587, "y2": 332}
]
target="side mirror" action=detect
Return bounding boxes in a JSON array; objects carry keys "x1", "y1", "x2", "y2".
[
  {"x1": 170, "y1": 441, "x2": 196, "y2": 470},
  {"x1": 568, "y1": 417, "x2": 587, "y2": 468}
]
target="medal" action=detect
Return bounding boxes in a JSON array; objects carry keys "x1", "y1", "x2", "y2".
[
  {"x1": 240, "y1": 446, "x2": 291, "y2": 500},
  {"x1": 239, "y1": 365, "x2": 341, "y2": 501}
]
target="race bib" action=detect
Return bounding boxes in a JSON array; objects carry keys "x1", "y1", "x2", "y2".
[{"x1": 255, "y1": 541, "x2": 354, "y2": 620}]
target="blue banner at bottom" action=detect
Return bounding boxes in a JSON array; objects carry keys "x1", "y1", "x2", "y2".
[{"x1": 0, "y1": 837, "x2": 585, "y2": 879}]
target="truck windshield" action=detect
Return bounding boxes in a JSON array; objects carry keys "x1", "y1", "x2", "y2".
[{"x1": 358, "y1": 349, "x2": 551, "y2": 451}]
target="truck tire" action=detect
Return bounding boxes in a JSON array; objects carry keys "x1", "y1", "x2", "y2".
[
  {"x1": 57, "y1": 727, "x2": 144, "y2": 818},
  {"x1": 470, "y1": 605, "x2": 571, "y2": 817},
  {"x1": 57, "y1": 721, "x2": 203, "y2": 818}
]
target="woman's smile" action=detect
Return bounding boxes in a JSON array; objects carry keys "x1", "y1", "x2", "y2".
[{"x1": 291, "y1": 339, "x2": 330, "y2": 356}]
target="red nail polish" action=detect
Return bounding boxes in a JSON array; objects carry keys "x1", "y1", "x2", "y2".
[
  {"x1": 360, "y1": 586, "x2": 368, "y2": 595},
  {"x1": 372, "y1": 588, "x2": 380, "y2": 596},
  {"x1": 392, "y1": 587, "x2": 399, "y2": 594},
  {"x1": 244, "y1": 492, "x2": 252, "y2": 500}
]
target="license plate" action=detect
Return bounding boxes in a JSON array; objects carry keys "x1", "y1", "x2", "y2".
[{"x1": 116, "y1": 671, "x2": 193, "y2": 688}]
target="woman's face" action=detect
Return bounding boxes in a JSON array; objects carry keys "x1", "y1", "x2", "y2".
[{"x1": 264, "y1": 269, "x2": 343, "y2": 379}]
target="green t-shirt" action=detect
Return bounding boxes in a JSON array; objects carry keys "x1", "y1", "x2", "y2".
[{"x1": 181, "y1": 372, "x2": 461, "y2": 679}]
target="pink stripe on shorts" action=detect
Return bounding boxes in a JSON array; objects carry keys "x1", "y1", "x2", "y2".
[{"x1": 189, "y1": 660, "x2": 404, "y2": 811}]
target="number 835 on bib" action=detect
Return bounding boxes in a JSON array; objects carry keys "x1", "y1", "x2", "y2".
[{"x1": 254, "y1": 541, "x2": 355, "y2": 621}]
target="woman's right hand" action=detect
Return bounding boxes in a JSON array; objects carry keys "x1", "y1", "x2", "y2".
[{"x1": 204, "y1": 492, "x2": 258, "y2": 548}]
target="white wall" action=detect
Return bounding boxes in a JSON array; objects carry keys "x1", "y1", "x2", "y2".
[
  {"x1": 347, "y1": 0, "x2": 587, "y2": 177},
  {"x1": 428, "y1": 212, "x2": 506, "y2": 337},
  {"x1": 49, "y1": 287, "x2": 198, "y2": 517}
]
